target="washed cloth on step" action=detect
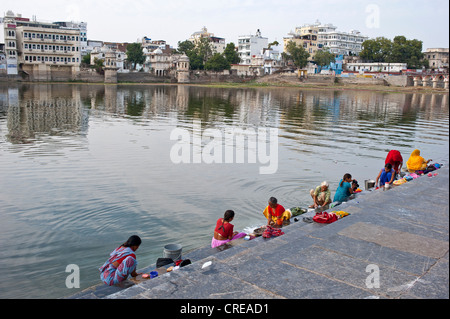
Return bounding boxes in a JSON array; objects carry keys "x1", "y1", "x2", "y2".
[
  {"x1": 290, "y1": 207, "x2": 307, "y2": 217},
  {"x1": 393, "y1": 178, "x2": 407, "y2": 185},
  {"x1": 262, "y1": 225, "x2": 284, "y2": 238},
  {"x1": 332, "y1": 211, "x2": 349, "y2": 219}
]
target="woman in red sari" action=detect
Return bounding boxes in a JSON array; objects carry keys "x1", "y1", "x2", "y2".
[
  {"x1": 385, "y1": 150, "x2": 403, "y2": 176},
  {"x1": 211, "y1": 210, "x2": 246, "y2": 248}
]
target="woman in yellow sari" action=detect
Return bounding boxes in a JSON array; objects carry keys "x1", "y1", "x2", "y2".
[{"x1": 406, "y1": 149, "x2": 432, "y2": 172}]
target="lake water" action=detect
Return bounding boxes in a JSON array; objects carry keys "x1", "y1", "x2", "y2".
[{"x1": 0, "y1": 83, "x2": 448, "y2": 299}]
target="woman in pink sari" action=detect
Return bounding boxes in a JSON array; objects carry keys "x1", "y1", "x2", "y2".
[
  {"x1": 211, "y1": 210, "x2": 246, "y2": 248},
  {"x1": 99, "y1": 235, "x2": 142, "y2": 286}
]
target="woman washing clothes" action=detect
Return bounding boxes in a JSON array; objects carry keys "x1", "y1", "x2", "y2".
[
  {"x1": 263, "y1": 197, "x2": 292, "y2": 226},
  {"x1": 99, "y1": 235, "x2": 142, "y2": 286},
  {"x1": 406, "y1": 149, "x2": 432, "y2": 173},
  {"x1": 385, "y1": 150, "x2": 403, "y2": 177},
  {"x1": 333, "y1": 173, "x2": 354, "y2": 203},
  {"x1": 375, "y1": 163, "x2": 395, "y2": 187},
  {"x1": 211, "y1": 210, "x2": 246, "y2": 248},
  {"x1": 309, "y1": 181, "x2": 332, "y2": 209}
]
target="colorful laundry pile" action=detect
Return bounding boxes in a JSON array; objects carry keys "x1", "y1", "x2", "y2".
[
  {"x1": 394, "y1": 163, "x2": 442, "y2": 186},
  {"x1": 312, "y1": 211, "x2": 349, "y2": 224},
  {"x1": 262, "y1": 225, "x2": 285, "y2": 238}
]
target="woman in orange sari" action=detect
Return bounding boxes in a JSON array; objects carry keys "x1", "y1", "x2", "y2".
[{"x1": 406, "y1": 149, "x2": 432, "y2": 173}]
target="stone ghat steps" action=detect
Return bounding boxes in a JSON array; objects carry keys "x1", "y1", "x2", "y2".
[
  {"x1": 68, "y1": 216, "x2": 333, "y2": 299},
  {"x1": 68, "y1": 166, "x2": 449, "y2": 299}
]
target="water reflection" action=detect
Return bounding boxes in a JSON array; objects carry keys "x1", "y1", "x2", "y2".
[
  {"x1": 1, "y1": 84, "x2": 448, "y2": 143},
  {"x1": 0, "y1": 83, "x2": 448, "y2": 299}
]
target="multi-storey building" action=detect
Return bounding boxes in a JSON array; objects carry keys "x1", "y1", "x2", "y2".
[
  {"x1": 237, "y1": 29, "x2": 268, "y2": 65},
  {"x1": 424, "y1": 48, "x2": 449, "y2": 71},
  {"x1": 189, "y1": 26, "x2": 226, "y2": 54},
  {"x1": 2, "y1": 10, "x2": 83, "y2": 79},
  {"x1": 283, "y1": 24, "x2": 319, "y2": 58},
  {"x1": 284, "y1": 20, "x2": 368, "y2": 59},
  {"x1": 54, "y1": 21, "x2": 88, "y2": 56},
  {"x1": 317, "y1": 22, "x2": 367, "y2": 56}
]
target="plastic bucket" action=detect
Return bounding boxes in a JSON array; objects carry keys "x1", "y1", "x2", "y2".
[
  {"x1": 365, "y1": 179, "x2": 376, "y2": 190},
  {"x1": 163, "y1": 243, "x2": 182, "y2": 261}
]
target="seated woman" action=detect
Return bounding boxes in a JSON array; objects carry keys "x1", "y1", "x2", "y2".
[
  {"x1": 309, "y1": 181, "x2": 332, "y2": 208},
  {"x1": 406, "y1": 149, "x2": 432, "y2": 173},
  {"x1": 99, "y1": 235, "x2": 142, "y2": 286},
  {"x1": 333, "y1": 173, "x2": 354, "y2": 203},
  {"x1": 375, "y1": 163, "x2": 395, "y2": 187},
  {"x1": 385, "y1": 150, "x2": 403, "y2": 177},
  {"x1": 263, "y1": 197, "x2": 292, "y2": 226},
  {"x1": 211, "y1": 210, "x2": 246, "y2": 248}
]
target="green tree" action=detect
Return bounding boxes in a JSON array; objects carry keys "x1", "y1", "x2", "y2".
[
  {"x1": 126, "y1": 43, "x2": 145, "y2": 70},
  {"x1": 282, "y1": 41, "x2": 310, "y2": 69},
  {"x1": 176, "y1": 40, "x2": 202, "y2": 70},
  {"x1": 93, "y1": 57, "x2": 104, "y2": 74},
  {"x1": 205, "y1": 53, "x2": 230, "y2": 71},
  {"x1": 223, "y1": 43, "x2": 240, "y2": 64},
  {"x1": 189, "y1": 54, "x2": 204, "y2": 70},
  {"x1": 82, "y1": 53, "x2": 91, "y2": 65},
  {"x1": 390, "y1": 36, "x2": 425, "y2": 69},
  {"x1": 268, "y1": 41, "x2": 279, "y2": 49},
  {"x1": 195, "y1": 37, "x2": 214, "y2": 65},
  {"x1": 360, "y1": 36, "x2": 427, "y2": 69},
  {"x1": 360, "y1": 37, "x2": 392, "y2": 62},
  {"x1": 176, "y1": 40, "x2": 195, "y2": 55},
  {"x1": 314, "y1": 48, "x2": 336, "y2": 71}
]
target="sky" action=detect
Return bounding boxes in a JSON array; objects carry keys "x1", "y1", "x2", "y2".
[{"x1": 2, "y1": 0, "x2": 449, "y2": 50}]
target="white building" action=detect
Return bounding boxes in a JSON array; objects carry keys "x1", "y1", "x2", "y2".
[
  {"x1": 86, "y1": 40, "x2": 103, "y2": 55},
  {"x1": 345, "y1": 62, "x2": 407, "y2": 73},
  {"x1": 90, "y1": 45, "x2": 127, "y2": 72},
  {"x1": 54, "y1": 21, "x2": 88, "y2": 56},
  {"x1": 238, "y1": 29, "x2": 268, "y2": 65},
  {"x1": 2, "y1": 10, "x2": 83, "y2": 78},
  {"x1": 143, "y1": 47, "x2": 173, "y2": 76},
  {"x1": 316, "y1": 22, "x2": 367, "y2": 56},
  {"x1": 284, "y1": 20, "x2": 367, "y2": 57},
  {"x1": 232, "y1": 47, "x2": 282, "y2": 76}
]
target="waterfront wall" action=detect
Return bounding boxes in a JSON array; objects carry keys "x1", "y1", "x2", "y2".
[
  {"x1": 338, "y1": 76, "x2": 386, "y2": 86},
  {"x1": 0, "y1": 69, "x2": 447, "y2": 89}
]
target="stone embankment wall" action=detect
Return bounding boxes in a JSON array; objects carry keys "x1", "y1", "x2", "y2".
[
  {"x1": 189, "y1": 71, "x2": 248, "y2": 83},
  {"x1": 338, "y1": 77, "x2": 386, "y2": 86},
  {"x1": 1, "y1": 69, "x2": 443, "y2": 89},
  {"x1": 75, "y1": 70, "x2": 248, "y2": 84}
]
